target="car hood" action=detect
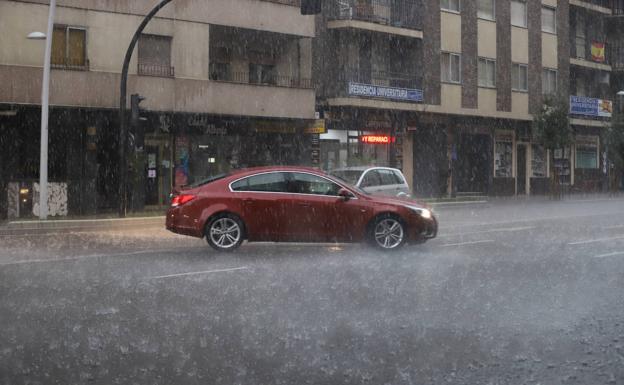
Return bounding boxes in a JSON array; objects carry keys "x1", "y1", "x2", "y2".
[{"x1": 365, "y1": 194, "x2": 432, "y2": 210}]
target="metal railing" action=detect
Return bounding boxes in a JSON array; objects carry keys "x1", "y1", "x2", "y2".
[
  {"x1": 327, "y1": 0, "x2": 423, "y2": 30},
  {"x1": 209, "y1": 68, "x2": 313, "y2": 89},
  {"x1": 572, "y1": 41, "x2": 610, "y2": 64},
  {"x1": 609, "y1": 42, "x2": 624, "y2": 71},
  {"x1": 50, "y1": 58, "x2": 90, "y2": 71},
  {"x1": 614, "y1": 0, "x2": 624, "y2": 14},
  {"x1": 138, "y1": 63, "x2": 175, "y2": 77}
]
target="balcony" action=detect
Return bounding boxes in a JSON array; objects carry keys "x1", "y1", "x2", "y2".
[
  {"x1": 259, "y1": 0, "x2": 300, "y2": 5},
  {"x1": 569, "y1": 95, "x2": 613, "y2": 120},
  {"x1": 138, "y1": 63, "x2": 175, "y2": 78},
  {"x1": 209, "y1": 66, "x2": 312, "y2": 89},
  {"x1": 609, "y1": 42, "x2": 624, "y2": 71},
  {"x1": 571, "y1": 0, "x2": 613, "y2": 13},
  {"x1": 327, "y1": 0, "x2": 423, "y2": 31},
  {"x1": 332, "y1": 68, "x2": 423, "y2": 102},
  {"x1": 50, "y1": 58, "x2": 90, "y2": 71},
  {"x1": 571, "y1": 41, "x2": 612, "y2": 70},
  {"x1": 614, "y1": 0, "x2": 624, "y2": 14}
]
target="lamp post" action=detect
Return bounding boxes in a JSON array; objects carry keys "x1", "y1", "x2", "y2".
[{"x1": 27, "y1": 0, "x2": 56, "y2": 220}]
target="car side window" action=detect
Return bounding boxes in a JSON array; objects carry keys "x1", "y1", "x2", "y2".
[
  {"x1": 288, "y1": 173, "x2": 341, "y2": 196},
  {"x1": 232, "y1": 172, "x2": 287, "y2": 192},
  {"x1": 378, "y1": 170, "x2": 398, "y2": 186},
  {"x1": 360, "y1": 170, "x2": 382, "y2": 188},
  {"x1": 392, "y1": 170, "x2": 406, "y2": 185}
]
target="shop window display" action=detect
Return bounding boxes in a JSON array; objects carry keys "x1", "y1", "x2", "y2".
[
  {"x1": 553, "y1": 147, "x2": 571, "y2": 184},
  {"x1": 531, "y1": 144, "x2": 547, "y2": 178},
  {"x1": 494, "y1": 140, "x2": 513, "y2": 178}
]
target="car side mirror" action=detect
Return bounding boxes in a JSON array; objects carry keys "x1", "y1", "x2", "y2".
[{"x1": 338, "y1": 188, "x2": 354, "y2": 201}]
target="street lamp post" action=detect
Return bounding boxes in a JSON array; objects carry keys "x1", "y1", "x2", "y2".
[{"x1": 28, "y1": 0, "x2": 56, "y2": 220}]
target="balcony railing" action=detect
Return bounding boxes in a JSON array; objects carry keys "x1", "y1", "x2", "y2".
[
  {"x1": 327, "y1": 0, "x2": 423, "y2": 31},
  {"x1": 572, "y1": 41, "x2": 610, "y2": 65},
  {"x1": 576, "y1": 0, "x2": 612, "y2": 8},
  {"x1": 329, "y1": 68, "x2": 423, "y2": 102},
  {"x1": 138, "y1": 63, "x2": 175, "y2": 77},
  {"x1": 609, "y1": 42, "x2": 624, "y2": 71},
  {"x1": 209, "y1": 68, "x2": 313, "y2": 89},
  {"x1": 50, "y1": 58, "x2": 90, "y2": 71},
  {"x1": 614, "y1": 0, "x2": 624, "y2": 14},
  {"x1": 339, "y1": 68, "x2": 421, "y2": 88}
]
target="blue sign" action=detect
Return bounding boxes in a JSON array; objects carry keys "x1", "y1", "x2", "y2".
[
  {"x1": 569, "y1": 95, "x2": 612, "y2": 118},
  {"x1": 348, "y1": 82, "x2": 423, "y2": 102}
]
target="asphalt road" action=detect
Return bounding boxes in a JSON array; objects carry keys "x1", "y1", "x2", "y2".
[{"x1": 1, "y1": 197, "x2": 624, "y2": 384}]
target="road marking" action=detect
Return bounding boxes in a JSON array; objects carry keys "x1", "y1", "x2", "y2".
[
  {"x1": 440, "y1": 240, "x2": 495, "y2": 247},
  {"x1": 146, "y1": 266, "x2": 249, "y2": 280},
  {"x1": 568, "y1": 236, "x2": 624, "y2": 245},
  {"x1": 593, "y1": 251, "x2": 624, "y2": 258},
  {"x1": 439, "y1": 226, "x2": 534, "y2": 238},
  {"x1": 0, "y1": 248, "x2": 185, "y2": 266}
]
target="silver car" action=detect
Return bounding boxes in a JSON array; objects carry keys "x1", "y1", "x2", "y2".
[{"x1": 330, "y1": 167, "x2": 411, "y2": 197}]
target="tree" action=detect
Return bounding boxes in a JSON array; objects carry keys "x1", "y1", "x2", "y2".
[{"x1": 532, "y1": 96, "x2": 572, "y2": 198}]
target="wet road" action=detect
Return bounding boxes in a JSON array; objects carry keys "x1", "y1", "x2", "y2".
[{"x1": 1, "y1": 198, "x2": 624, "y2": 384}]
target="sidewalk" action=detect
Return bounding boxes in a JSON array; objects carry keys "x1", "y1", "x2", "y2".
[{"x1": 0, "y1": 211, "x2": 166, "y2": 236}]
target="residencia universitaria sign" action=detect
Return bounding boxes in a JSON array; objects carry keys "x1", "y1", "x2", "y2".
[{"x1": 348, "y1": 82, "x2": 424, "y2": 102}]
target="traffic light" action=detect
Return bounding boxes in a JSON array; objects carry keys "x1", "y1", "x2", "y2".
[
  {"x1": 130, "y1": 93, "x2": 147, "y2": 150},
  {"x1": 301, "y1": 0, "x2": 321, "y2": 15}
]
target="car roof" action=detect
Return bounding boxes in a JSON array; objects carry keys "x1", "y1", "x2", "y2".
[
  {"x1": 228, "y1": 166, "x2": 326, "y2": 178},
  {"x1": 331, "y1": 166, "x2": 403, "y2": 173}
]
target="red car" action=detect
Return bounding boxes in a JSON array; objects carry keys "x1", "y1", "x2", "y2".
[{"x1": 166, "y1": 166, "x2": 437, "y2": 251}]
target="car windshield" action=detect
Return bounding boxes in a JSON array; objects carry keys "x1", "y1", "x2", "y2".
[{"x1": 330, "y1": 170, "x2": 363, "y2": 185}]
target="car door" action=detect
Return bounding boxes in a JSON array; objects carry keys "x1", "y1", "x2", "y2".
[
  {"x1": 230, "y1": 172, "x2": 289, "y2": 241},
  {"x1": 281, "y1": 172, "x2": 340, "y2": 242}
]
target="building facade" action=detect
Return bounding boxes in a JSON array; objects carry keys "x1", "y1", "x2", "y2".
[
  {"x1": 0, "y1": 0, "x2": 316, "y2": 218},
  {"x1": 315, "y1": 0, "x2": 621, "y2": 197}
]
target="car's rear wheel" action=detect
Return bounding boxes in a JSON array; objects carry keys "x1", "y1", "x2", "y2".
[
  {"x1": 205, "y1": 214, "x2": 244, "y2": 252},
  {"x1": 370, "y1": 215, "x2": 406, "y2": 250}
]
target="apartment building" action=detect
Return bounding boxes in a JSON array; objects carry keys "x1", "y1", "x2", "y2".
[
  {"x1": 0, "y1": 0, "x2": 316, "y2": 218},
  {"x1": 315, "y1": 0, "x2": 619, "y2": 197}
]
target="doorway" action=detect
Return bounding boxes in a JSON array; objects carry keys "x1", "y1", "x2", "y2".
[{"x1": 517, "y1": 143, "x2": 527, "y2": 195}]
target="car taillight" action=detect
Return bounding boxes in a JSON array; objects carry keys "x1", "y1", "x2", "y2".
[{"x1": 171, "y1": 194, "x2": 196, "y2": 207}]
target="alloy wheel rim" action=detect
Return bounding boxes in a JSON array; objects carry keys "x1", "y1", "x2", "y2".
[
  {"x1": 210, "y1": 218, "x2": 241, "y2": 249},
  {"x1": 374, "y1": 218, "x2": 404, "y2": 249}
]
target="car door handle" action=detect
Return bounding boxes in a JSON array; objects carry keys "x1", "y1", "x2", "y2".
[
  {"x1": 243, "y1": 198, "x2": 254, "y2": 204},
  {"x1": 298, "y1": 202, "x2": 311, "y2": 207}
]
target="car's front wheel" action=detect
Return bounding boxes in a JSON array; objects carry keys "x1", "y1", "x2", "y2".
[
  {"x1": 370, "y1": 215, "x2": 406, "y2": 250},
  {"x1": 205, "y1": 214, "x2": 245, "y2": 252}
]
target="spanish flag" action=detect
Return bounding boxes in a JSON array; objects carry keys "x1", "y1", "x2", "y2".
[{"x1": 591, "y1": 42, "x2": 605, "y2": 63}]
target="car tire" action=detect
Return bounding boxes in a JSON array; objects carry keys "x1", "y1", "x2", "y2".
[
  {"x1": 369, "y1": 215, "x2": 407, "y2": 250},
  {"x1": 205, "y1": 213, "x2": 245, "y2": 252}
]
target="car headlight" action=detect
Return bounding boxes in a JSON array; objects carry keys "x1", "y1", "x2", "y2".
[{"x1": 407, "y1": 206, "x2": 432, "y2": 219}]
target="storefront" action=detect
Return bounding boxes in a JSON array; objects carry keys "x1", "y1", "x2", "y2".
[{"x1": 172, "y1": 115, "x2": 316, "y2": 191}]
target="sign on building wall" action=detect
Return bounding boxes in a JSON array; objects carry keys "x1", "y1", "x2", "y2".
[
  {"x1": 569, "y1": 96, "x2": 612, "y2": 118},
  {"x1": 348, "y1": 82, "x2": 423, "y2": 102}
]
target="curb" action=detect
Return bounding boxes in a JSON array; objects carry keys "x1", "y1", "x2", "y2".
[{"x1": 0, "y1": 216, "x2": 166, "y2": 235}]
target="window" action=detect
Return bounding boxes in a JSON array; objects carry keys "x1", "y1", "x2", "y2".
[
  {"x1": 542, "y1": 69, "x2": 557, "y2": 95},
  {"x1": 575, "y1": 13, "x2": 586, "y2": 59},
  {"x1": 542, "y1": 7, "x2": 556, "y2": 34},
  {"x1": 392, "y1": 170, "x2": 406, "y2": 185},
  {"x1": 511, "y1": 0, "x2": 527, "y2": 28},
  {"x1": 441, "y1": 0, "x2": 460, "y2": 12},
  {"x1": 138, "y1": 34, "x2": 173, "y2": 77},
  {"x1": 231, "y1": 172, "x2": 287, "y2": 192},
  {"x1": 575, "y1": 78, "x2": 587, "y2": 97},
  {"x1": 477, "y1": 0, "x2": 495, "y2": 20},
  {"x1": 51, "y1": 25, "x2": 87, "y2": 68},
  {"x1": 575, "y1": 137, "x2": 599, "y2": 169},
  {"x1": 288, "y1": 173, "x2": 341, "y2": 196},
  {"x1": 209, "y1": 62, "x2": 231, "y2": 81},
  {"x1": 378, "y1": 169, "x2": 399, "y2": 186},
  {"x1": 512, "y1": 63, "x2": 528, "y2": 91},
  {"x1": 441, "y1": 52, "x2": 461, "y2": 84},
  {"x1": 494, "y1": 137, "x2": 513, "y2": 178},
  {"x1": 361, "y1": 170, "x2": 382, "y2": 187},
  {"x1": 531, "y1": 145, "x2": 547, "y2": 177},
  {"x1": 478, "y1": 58, "x2": 496, "y2": 88},
  {"x1": 249, "y1": 63, "x2": 276, "y2": 85}
]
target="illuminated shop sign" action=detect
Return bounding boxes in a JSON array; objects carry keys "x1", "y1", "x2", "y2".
[
  {"x1": 360, "y1": 135, "x2": 396, "y2": 144},
  {"x1": 348, "y1": 82, "x2": 423, "y2": 102}
]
